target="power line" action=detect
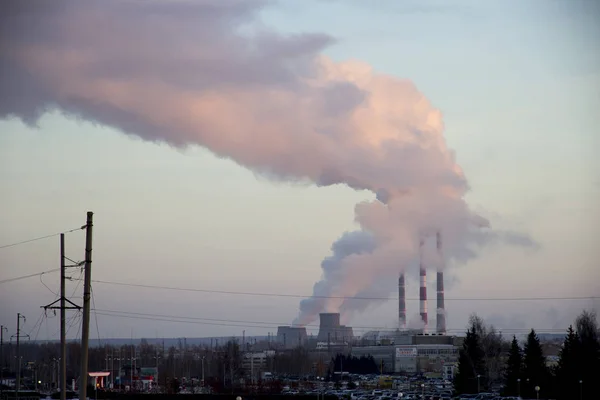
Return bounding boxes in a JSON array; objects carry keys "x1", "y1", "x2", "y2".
[
  {"x1": 0, "y1": 227, "x2": 83, "y2": 250},
  {"x1": 91, "y1": 285, "x2": 102, "y2": 346},
  {"x1": 0, "y1": 264, "x2": 82, "y2": 286},
  {"x1": 40, "y1": 272, "x2": 59, "y2": 296},
  {"x1": 0, "y1": 269, "x2": 60, "y2": 285},
  {"x1": 69, "y1": 268, "x2": 84, "y2": 298},
  {"x1": 89, "y1": 279, "x2": 599, "y2": 302},
  {"x1": 93, "y1": 311, "x2": 274, "y2": 330},
  {"x1": 91, "y1": 308, "x2": 545, "y2": 332},
  {"x1": 91, "y1": 309, "x2": 571, "y2": 334},
  {"x1": 93, "y1": 308, "x2": 342, "y2": 329}
]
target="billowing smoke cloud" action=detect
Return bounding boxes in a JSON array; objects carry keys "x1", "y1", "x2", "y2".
[{"x1": 0, "y1": 0, "x2": 534, "y2": 326}]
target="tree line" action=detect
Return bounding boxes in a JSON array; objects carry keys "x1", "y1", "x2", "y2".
[
  {"x1": 0, "y1": 338, "x2": 245, "y2": 391},
  {"x1": 329, "y1": 354, "x2": 379, "y2": 375},
  {"x1": 454, "y1": 310, "x2": 599, "y2": 399}
]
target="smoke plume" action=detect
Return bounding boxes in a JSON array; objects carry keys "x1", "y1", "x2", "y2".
[{"x1": 0, "y1": 0, "x2": 533, "y2": 326}]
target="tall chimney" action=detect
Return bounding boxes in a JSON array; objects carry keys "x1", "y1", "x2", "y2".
[
  {"x1": 398, "y1": 273, "x2": 406, "y2": 329},
  {"x1": 436, "y1": 231, "x2": 447, "y2": 334},
  {"x1": 419, "y1": 237, "x2": 428, "y2": 332}
]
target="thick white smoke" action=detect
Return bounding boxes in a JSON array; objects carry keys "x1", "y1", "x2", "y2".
[{"x1": 0, "y1": 0, "x2": 534, "y2": 326}]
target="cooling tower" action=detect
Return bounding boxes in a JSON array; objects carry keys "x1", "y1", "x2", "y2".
[
  {"x1": 276, "y1": 326, "x2": 308, "y2": 349},
  {"x1": 317, "y1": 313, "x2": 353, "y2": 342},
  {"x1": 436, "y1": 232, "x2": 447, "y2": 334},
  {"x1": 398, "y1": 273, "x2": 406, "y2": 329},
  {"x1": 419, "y1": 238, "x2": 428, "y2": 332},
  {"x1": 319, "y1": 313, "x2": 341, "y2": 329}
]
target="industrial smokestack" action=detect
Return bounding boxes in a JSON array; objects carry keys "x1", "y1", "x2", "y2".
[
  {"x1": 436, "y1": 231, "x2": 446, "y2": 334},
  {"x1": 398, "y1": 273, "x2": 406, "y2": 329},
  {"x1": 419, "y1": 238, "x2": 428, "y2": 332}
]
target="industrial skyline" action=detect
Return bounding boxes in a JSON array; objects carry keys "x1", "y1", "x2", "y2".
[{"x1": 1, "y1": 0, "x2": 599, "y2": 340}]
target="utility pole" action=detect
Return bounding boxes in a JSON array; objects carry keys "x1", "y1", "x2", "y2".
[
  {"x1": 12, "y1": 313, "x2": 29, "y2": 400},
  {"x1": 0, "y1": 325, "x2": 7, "y2": 398},
  {"x1": 79, "y1": 211, "x2": 94, "y2": 400},
  {"x1": 130, "y1": 346, "x2": 133, "y2": 391},
  {"x1": 42, "y1": 234, "x2": 82, "y2": 400},
  {"x1": 250, "y1": 353, "x2": 254, "y2": 385}
]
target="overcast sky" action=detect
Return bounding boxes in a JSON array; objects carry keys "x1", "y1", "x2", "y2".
[{"x1": 1, "y1": 0, "x2": 599, "y2": 341}]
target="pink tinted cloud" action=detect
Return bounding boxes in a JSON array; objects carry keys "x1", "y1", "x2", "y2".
[{"x1": 0, "y1": 0, "x2": 535, "y2": 325}]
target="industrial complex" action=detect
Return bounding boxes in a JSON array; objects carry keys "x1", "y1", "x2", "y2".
[{"x1": 265, "y1": 231, "x2": 458, "y2": 378}]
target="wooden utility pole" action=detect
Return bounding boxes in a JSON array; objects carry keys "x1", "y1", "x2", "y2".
[
  {"x1": 43, "y1": 234, "x2": 81, "y2": 400},
  {"x1": 79, "y1": 211, "x2": 94, "y2": 400},
  {"x1": 16, "y1": 314, "x2": 21, "y2": 398},
  {"x1": 59, "y1": 237, "x2": 67, "y2": 400}
]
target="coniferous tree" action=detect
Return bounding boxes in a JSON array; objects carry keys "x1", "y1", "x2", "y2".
[
  {"x1": 555, "y1": 325, "x2": 581, "y2": 400},
  {"x1": 453, "y1": 327, "x2": 487, "y2": 394},
  {"x1": 502, "y1": 336, "x2": 522, "y2": 396},
  {"x1": 522, "y1": 329, "x2": 548, "y2": 399},
  {"x1": 575, "y1": 310, "x2": 600, "y2": 400}
]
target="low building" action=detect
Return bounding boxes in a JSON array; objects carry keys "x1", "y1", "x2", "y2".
[
  {"x1": 242, "y1": 350, "x2": 275, "y2": 379},
  {"x1": 350, "y1": 335, "x2": 459, "y2": 375}
]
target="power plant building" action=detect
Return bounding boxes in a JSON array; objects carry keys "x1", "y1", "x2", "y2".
[{"x1": 350, "y1": 334, "x2": 459, "y2": 376}]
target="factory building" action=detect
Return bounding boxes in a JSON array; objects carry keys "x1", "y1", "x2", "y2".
[
  {"x1": 350, "y1": 334, "x2": 459, "y2": 375},
  {"x1": 242, "y1": 350, "x2": 275, "y2": 379}
]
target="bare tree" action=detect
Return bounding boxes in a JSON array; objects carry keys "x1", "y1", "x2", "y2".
[{"x1": 469, "y1": 314, "x2": 506, "y2": 385}]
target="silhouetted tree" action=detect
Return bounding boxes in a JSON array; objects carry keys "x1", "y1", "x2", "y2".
[
  {"x1": 454, "y1": 326, "x2": 486, "y2": 394},
  {"x1": 522, "y1": 329, "x2": 548, "y2": 399},
  {"x1": 555, "y1": 325, "x2": 580, "y2": 400},
  {"x1": 502, "y1": 336, "x2": 522, "y2": 396},
  {"x1": 575, "y1": 310, "x2": 600, "y2": 400},
  {"x1": 329, "y1": 354, "x2": 378, "y2": 375}
]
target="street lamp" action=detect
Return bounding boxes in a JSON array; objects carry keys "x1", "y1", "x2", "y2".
[
  {"x1": 534, "y1": 385, "x2": 540, "y2": 400},
  {"x1": 579, "y1": 379, "x2": 582, "y2": 400},
  {"x1": 477, "y1": 374, "x2": 481, "y2": 393},
  {"x1": 517, "y1": 378, "x2": 521, "y2": 398},
  {"x1": 420, "y1": 383, "x2": 424, "y2": 398}
]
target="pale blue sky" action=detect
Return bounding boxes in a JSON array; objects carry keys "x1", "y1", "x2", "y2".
[{"x1": 1, "y1": 0, "x2": 598, "y2": 340}]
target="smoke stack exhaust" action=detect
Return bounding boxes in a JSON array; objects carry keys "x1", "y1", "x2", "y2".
[
  {"x1": 436, "y1": 231, "x2": 446, "y2": 334},
  {"x1": 398, "y1": 273, "x2": 406, "y2": 329},
  {"x1": 419, "y1": 238, "x2": 428, "y2": 332}
]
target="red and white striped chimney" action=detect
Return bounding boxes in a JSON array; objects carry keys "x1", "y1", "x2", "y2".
[
  {"x1": 436, "y1": 231, "x2": 446, "y2": 334},
  {"x1": 419, "y1": 237, "x2": 428, "y2": 332},
  {"x1": 398, "y1": 272, "x2": 406, "y2": 329}
]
